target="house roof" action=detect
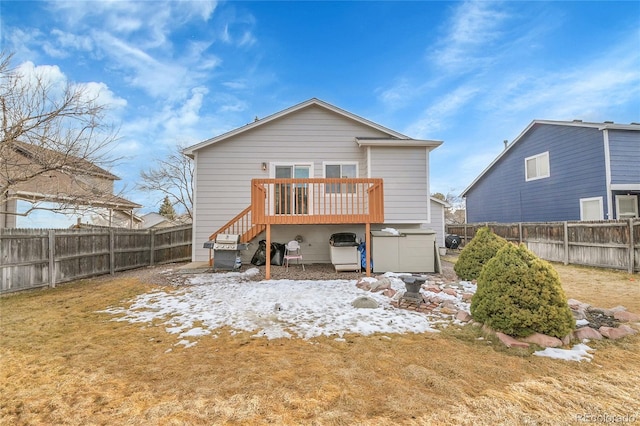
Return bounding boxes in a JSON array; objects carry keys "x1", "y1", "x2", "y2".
[
  {"x1": 10, "y1": 141, "x2": 120, "y2": 180},
  {"x1": 183, "y1": 98, "x2": 442, "y2": 157},
  {"x1": 2, "y1": 141, "x2": 140, "y2": 210},
  {"x1": 430, "y1": 196, "x2": 451, "y2": 208},
  {"x1": 13, "y1": 189, "x2": 142, "y2": 210},
  {"x1": 460, "y1": 119, "x2": 640, "y2": 197}
]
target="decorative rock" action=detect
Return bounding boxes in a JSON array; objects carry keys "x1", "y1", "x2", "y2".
[
  {"x1": 456, "y1": 311, "x2": 472, "y2": 322},
  {"x1": 440, "y1": 307, "x2": 457, "y2": 315},
  {"x1": 424, "y1": 285, "x2": 441, "y2": 293},
  {"x1": 521, "y1": 333, "x2": 563, "y2": 348},
  {"x1": 571, "y1": 310, "x2": 587, "y2": 321},
  {"x1": 613, "y1": 310, "x2": 640, "y2": 323},
  {"x1": 618, "y1": 324, "x2": 638, "y2": 335},
  {"x1": 425, "y1": 295, "x2": 443, "y2": 304},
  {"x1": 461, "y1": 293, "x2": 474, "y2": 302},
  {"x1": 567, "y1": 298, "x2": 591, "y2": 311},
  {"x1": 598, "y1": 326, "x2": 632, "y2": 340},
  {"x1": 442, "y1": 300, "x2": 457, "y2": 310},
  {"x1": 496, "y1": 332, "x2": 530, "y2": 348},
  {"x1": 574, "y1": 327, "x2": 603, "y2": 340},
  {"x1": 443, "y1": 288, "x2": 458, "y2": 296},
  {"x1": 369, "y1": 277, "x2": 392, "y2": 292},
  {"x1": 382, "y1": 288, "x2": 397, "y2": 298},
  {"x1": 351, "y1": 296, "x2": 379, "y2": 309},
  {"x1": 561, "y1": 334, "x2": 572, "y2": 346},
  {"x1": 356, "y1": 279, "x2": 372, "y2": 291}
]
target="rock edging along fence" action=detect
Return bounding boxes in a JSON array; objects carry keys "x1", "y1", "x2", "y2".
[
  {"x1": 1, "y1": 225, "x2": 192, "y2": 294},
  {"x1": 446, "y1": 219, "x2": 640, "y2": 274}
]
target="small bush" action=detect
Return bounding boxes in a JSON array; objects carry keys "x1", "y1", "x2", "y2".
[
  {"x1": 453, "y1": 227, "x2": 508, "y2": 281},
  {"x1": 470, "y1": 243, "x2": 575, "y2": 338}
]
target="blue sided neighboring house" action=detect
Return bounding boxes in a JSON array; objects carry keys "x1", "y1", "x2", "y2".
[{"x1": 461, "y1": 120, "x2": 640, "y2": 223}]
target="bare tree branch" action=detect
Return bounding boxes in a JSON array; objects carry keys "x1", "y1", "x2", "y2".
[
  {"x1": 138, "y1": 144, "x2": 194, "y2": 219},
  {"x1": 1, "y1": 51, "x2": 128, "y2": 224}
]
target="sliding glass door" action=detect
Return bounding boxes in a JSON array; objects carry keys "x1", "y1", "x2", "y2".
[{"x1": 274, "y1": 164, "x2": 310, "y2": 215}]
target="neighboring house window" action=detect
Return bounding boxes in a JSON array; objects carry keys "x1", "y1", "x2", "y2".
[
  {"x1": 616, "y1": 195, "x2": 639, "y2": 219},
  {"x1": 580, "y1": 197, "x2": 604, "y2": 221},
  {"x1": 324, "y1": 163, "x2": 357, "y2": 194},
  {"x1": 525, "y1": 152, "x2": 550, "y2": 181}
]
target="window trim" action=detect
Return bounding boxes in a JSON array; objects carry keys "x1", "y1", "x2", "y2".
[
  {"x1": 524, "y1": 151, "x2": 550, "y2": 182},
  {"x1": 615, "y1": 194, "x2": 639, "y2": 219},
  {"x1": 579, "y1": 196, "x2": 604, "y2": 221}
]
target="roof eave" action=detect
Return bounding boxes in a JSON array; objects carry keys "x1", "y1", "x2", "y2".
[{"x1": 355, "y1": 137, "x2": 443, "y2": 149}]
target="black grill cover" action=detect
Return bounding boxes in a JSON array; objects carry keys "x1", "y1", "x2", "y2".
[
  {"x1": 330, "y1": 232, "x2": 359, "y2": 247},
  {"x1": 445, "y1": 235, "x2": 461, "y2": 249}
]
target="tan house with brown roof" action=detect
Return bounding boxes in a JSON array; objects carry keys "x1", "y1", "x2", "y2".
[{"x1": 1, "y1": 141, "x2": 141, "y2": 228}]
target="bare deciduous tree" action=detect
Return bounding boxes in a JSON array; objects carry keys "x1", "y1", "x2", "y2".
[
  {"x1": 432, "y1": 191, "x2": 466, "y2": 224},
  {"x1": 1, "y1": 51, "x2": 126, "y2": 225},
  {"x1": 138, "y1": 144, "x2": 194, "y2": 220}
]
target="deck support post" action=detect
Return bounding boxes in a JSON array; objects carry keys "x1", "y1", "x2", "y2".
[
  {"x1": 365, "y1": 222, "x2": 371, "y2": 277},
  {"x1": 265, "y1": 223, "x2": 271, "y2": 280}
]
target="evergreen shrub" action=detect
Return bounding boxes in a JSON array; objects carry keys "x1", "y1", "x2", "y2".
[
  {"x1": 453, "y1": 226, "x2": 508, "y2": 281},
  {"x1": 470, "y1": 243, "x2": 575, "y2": 338}
]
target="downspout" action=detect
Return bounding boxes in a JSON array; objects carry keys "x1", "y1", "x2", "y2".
[
  {"x1": 603, "y1": 129, "x2": 613, "y2": 219},
  {"x1": 425, "y1": 147, "x2": 431, "y2": 224}
]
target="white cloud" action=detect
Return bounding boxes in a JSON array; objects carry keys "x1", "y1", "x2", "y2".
[
  {"x1": 430, "y1": 1, "x2": 510, "y2": 72},
  {"x1": 405, "y1": 85, "x2": 479, "y2": 138},
  {"x1": 76, "y1": 81, "x2": 127, "y2": 110}
]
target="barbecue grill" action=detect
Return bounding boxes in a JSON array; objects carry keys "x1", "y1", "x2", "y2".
[
  {"x1": 203, "y1": 234, "x2": 249, "y2": 271},
  {"x1": 329, "y1": 232, "x2": 360, "y2": 272}
]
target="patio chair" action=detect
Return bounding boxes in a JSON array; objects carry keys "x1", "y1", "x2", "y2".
[{"x1": 284, "y1": 240, "x2": 305, "y2": 271}]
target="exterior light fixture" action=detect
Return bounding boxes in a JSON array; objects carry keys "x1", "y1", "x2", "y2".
[{"x1": 261, "y1": 162, "x2": 267, "y2": 171}]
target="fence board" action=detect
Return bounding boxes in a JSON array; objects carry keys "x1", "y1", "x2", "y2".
[
  {"x1": 1, "y1": 225, "x2": 193, "y2": 294},
  {"x1": 446, "y1": 220, "x2": 639, "y2": 273}
]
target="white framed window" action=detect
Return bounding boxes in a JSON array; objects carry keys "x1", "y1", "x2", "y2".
[
  {"x1": 615, "y1": 195, "x2": 639, "y2": 219},
  {"x1": 525, "y1": 152, "x2": 550, "y2": 181},
  {"x1": 580, "y1": 197, "x2": 604, "y2": 221},
  {"x1": 323, "y1": 162, "x2": 357, "y2": 194}
]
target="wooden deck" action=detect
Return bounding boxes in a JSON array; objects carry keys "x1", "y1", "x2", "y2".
[{"x1": 209, "y1": 178, "x2": 384, "y2": 279}]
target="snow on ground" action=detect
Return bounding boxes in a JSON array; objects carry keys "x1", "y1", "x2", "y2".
[
  {"x1": 99, "y1": 267, "x2": 598, "y2": 361},
  {"x1": 99, "y1": 268, "x2": 440, "y2": 346},
  {"x1": 533, "y1": 343, "x2": 595, "y2": 362}
]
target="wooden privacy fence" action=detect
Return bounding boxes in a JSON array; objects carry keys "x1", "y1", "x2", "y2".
[
  {"x1": 1, "y1": 225, "x2": 192, "y2": 294},
  {"x1": 446, "y1": 219, "x2": 640, "y2": 274}
]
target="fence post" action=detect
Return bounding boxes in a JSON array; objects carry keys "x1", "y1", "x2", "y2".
[
  {"x1": 464, "y1": 224, "x2": 467, "y2": 246},
  {"x1": 563, "y1": 221, "x2": 569, "y2": 265},
  {"x1": 150, "y1": 229, "x2": 155, "y2": 267},
  {"x1": 109, "y1": 229, "x2": 115, "y2": 275},
  {"x1": 629, "y1": 218, "x2": 635, "y2": 274},
  {"x1": 48, "y1": 230, "x2": 56, "y2": 288},
  {"x1": 518, "y1": 222, "x2": 523, "y2": 244}
]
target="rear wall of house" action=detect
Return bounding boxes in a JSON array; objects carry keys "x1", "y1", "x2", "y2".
[{"x1": 191, "y1": 105, "x2": 390, "y2": 262}]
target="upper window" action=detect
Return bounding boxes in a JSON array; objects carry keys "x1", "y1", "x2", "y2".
[
  {"x1": 525, "y1": 152, "x2": 550, "y2": 181},
  {"x1": 324, "y1": 163, "x2": 357, "y2": 194}
]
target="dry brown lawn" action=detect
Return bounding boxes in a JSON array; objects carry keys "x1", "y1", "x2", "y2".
[{"x1": 1, "y1": 263, "x2": 639, "y2": 425}]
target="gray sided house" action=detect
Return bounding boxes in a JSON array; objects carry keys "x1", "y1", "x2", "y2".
[
  {"x1": 461, "y1": 120, "x2": 640, "y2": 223},
  {"x1": 184, "y1": 98, "x2": 445, "y2": 268}
]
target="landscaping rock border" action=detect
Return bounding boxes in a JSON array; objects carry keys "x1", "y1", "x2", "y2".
[{"x1": 358, "y1": 275, "x2": 640, "y2": 348}]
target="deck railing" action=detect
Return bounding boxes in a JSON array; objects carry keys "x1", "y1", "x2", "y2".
[
  {"x1": 251, "y1": 178, "x2": 384, "y2": 225},
  {"x1": 208, "y1": 206, "x2": 265, "y2": 243}
]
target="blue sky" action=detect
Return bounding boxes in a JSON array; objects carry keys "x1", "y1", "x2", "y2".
[{"x1": 2, "y1": 0, "x2": 639, "y2": 225}]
